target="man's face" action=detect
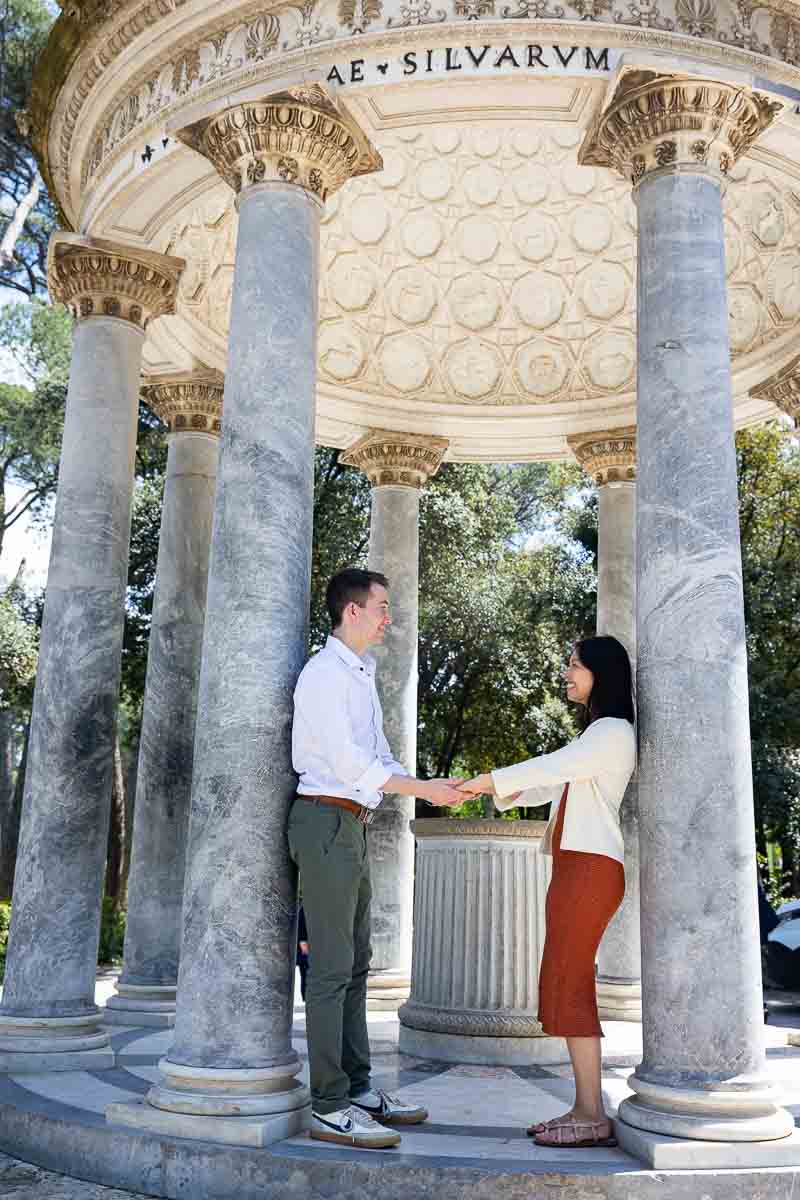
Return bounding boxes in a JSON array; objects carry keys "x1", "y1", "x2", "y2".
[{"x1": 359, "y1": 583, "x2": 392, "y2": 646}]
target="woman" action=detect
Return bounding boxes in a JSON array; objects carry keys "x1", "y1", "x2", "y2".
[{"x1": 452, "y1": 636, "x2": 635, "y2": 1149}]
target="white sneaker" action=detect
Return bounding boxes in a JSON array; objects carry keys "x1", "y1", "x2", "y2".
[
  {"x1": 310, "y1": 1105, "x2": 402, "y2": 1148},
  {"x1": 351, "y1": 1088, "x2": 429, "y2": 1126}
]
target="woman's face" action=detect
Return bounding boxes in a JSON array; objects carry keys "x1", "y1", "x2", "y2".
[{"x1": 564, "y1": 647, "x2": 594, "y2": 707}]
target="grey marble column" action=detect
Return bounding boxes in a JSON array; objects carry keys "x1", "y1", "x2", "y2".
[
  {"x1": 0, "y1": 235, "x2": 182, "y2": 1072},
  {"x1": 569, "y1": 429, "x2": 641, "y2": 1021},
  {"x1": 340, "y1": 432, "x2": 447, "y2": 1009},
  {"x1": 580, "y1": 71, "x2": 792, "y2": 1154},
  {"x1": 105, "y1": 374, "x2": 222, "y2": 1029},
  {"x1": 106, "y1": 86, "x2": 381, "y2": 1147}
]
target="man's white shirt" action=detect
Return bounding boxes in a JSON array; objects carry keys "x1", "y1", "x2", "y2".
[{"x1": 293, "y1": 635, "x2": 409, "y2": 810}]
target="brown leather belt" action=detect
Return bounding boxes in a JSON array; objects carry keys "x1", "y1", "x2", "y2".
[{"x1": 300, "y1": 794, "x2": 376, "y2": 825}]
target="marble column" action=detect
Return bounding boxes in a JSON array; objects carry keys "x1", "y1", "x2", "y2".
[
  {"x1": 580, "y1": 70, "x2": 793, "y2": 1158},
  {"x1": 569, "y1": 428, "x2": 641, "y2": 1021},
  {"x1": 0, "y1": 236, "x2": 183, "y2": 1072},
  {"x1": 105, "y1": 372, "x2": 222, "y2": 1029},
  {"x1": 107, "y1": 84, "x2": 381, "y2": 1147},
  {"x1": 340, "y1": 431, "x2": 448, "y2": 1010}
]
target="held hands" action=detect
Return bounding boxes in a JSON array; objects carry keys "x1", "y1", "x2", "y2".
[
  {"x1": 423, "y1": 778, "x2": 466, "y2": 807},
  {"x1": 425, "y1": 773, "x2": 524, "y2": 808}
]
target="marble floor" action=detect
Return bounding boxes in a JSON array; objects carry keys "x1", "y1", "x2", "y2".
[{"x1": 2, "y1": 977, "x2": 799, "y2": 1179}]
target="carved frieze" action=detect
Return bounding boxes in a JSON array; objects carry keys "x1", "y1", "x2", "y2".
[
  {"x1": 567, "y1": 425, "x2": 636, "y2": 484},
  {"x1": 579, "y1": 68, "x2": 784, "y2": 183},
  {"x1": 141, "y1": 369, "x2": 224, "y2": 434},
  {"x1": 47, "y1": 234, "x2": 184, "y2": 328},
  {"x1": 175, "y1": 83, "x2": 381, "y2": 199},
  {"x1": 339, "y1": 429, "x2": 449, "y2": 487}
]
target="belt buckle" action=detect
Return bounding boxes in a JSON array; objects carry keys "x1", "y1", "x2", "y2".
[{"x1": 359, "y1": 806, "x2": 374, "y2": 826}]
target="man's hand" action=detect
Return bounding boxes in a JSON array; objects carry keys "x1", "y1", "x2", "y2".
[
  {"x1": 457, "y1": 773, "x2": 497, "y2": 798},
  {"x1": 422, "y1": 778, "x2": 465, "y2": 807}
]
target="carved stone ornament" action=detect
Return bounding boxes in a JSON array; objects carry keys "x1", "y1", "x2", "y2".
[
  {"x1": 579, "y1": 67, "x2": 785, "y2": 185},
  {"x1": 398, "y1": 999, "x2": 545, "y2": 1038},
  {"x1": 567, "y1": 425, "x2": 637, "y2": 484},
  {"x1": 750, "y1": 354, "x2": 800, "y2": 423},
  {"x1": 174, "y1": 82, "x2": 382, "y2": 202},
  {"x1": 339, "y1": 428, "x2": 449, "y2": 488},
  {"x1": 141, "y1": 368, "x2": 224, "y2": 435},
  {"x1": 47, "y1": 233, "x2": 184, "y2": 329}
]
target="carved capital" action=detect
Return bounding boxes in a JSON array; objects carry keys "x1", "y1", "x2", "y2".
[
  {"x1": 751, "y1": 356, "x2": 800, "y2": 424},
  {"x1": 174, "y1": 83, "x2": 382, "y2": 202},
  {"x1": 579, "y1": 68, "x2": 784, "y2": 185},
  {"x1": 340, "y1": 429, "x2": 449, "y2": 489},
  {"x1": 47, "y1": 234, "x2": 184, "y2": 329},
  {"x1": 567, "y1": 426, "x2": 637, "y2": 485},
  {"x1": 141, "y1": 369, "x2": 224, "y2": 435}
]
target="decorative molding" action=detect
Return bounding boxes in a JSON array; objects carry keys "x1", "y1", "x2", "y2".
[
  {"x1": 410, "y1": 818, "x2": 550, "y2": 837},
  {"x1": 141, "y1": 368, "x2": 224, "y2": 433},
  {"x1": 175, "y1": 82, "x2": 381, "y2": 198},
  {"x1": 579, "y1": 67, "x2": 784, "y2": 183},
  {"x1": 399, "y1": 1000, "x2": 546, "y2": 1036},
  {"x1": 567, "y1": 425, "x2": 636, "y2": 483},
  {"x1": 339, "y1": 429, "x2": 449, "y2": 487},
  {"x1": 47, "y1": 233, "x2": 184, "y2": 328},
  {"x1": 750, "y1": 353, "x2": 800, "y2": 422}
]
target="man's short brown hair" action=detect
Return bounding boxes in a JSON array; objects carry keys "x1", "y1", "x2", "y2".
[{"x1": 326, "y1": 568, "x2": 389, "y2": 629}]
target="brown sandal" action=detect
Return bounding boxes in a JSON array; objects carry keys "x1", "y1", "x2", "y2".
[{"x1": 532, "y1": 1117, "x2": 617, "y2": 1148}]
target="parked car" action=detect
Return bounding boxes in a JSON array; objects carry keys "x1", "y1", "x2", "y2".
[{"x1": 767, "y1": 897, "x2": 800, "y2": 990}]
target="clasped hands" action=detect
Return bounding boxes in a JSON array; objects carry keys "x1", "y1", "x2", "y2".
[{"x1": 423, "y1": 773, "x2": 520, "y2": 808}]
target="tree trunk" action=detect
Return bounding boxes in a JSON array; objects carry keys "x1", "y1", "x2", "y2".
[
  {"x1": 0, "y1": 172, "x2": 41, "y2": 269},
  {"x1": 0, "y1": 719, "x2": 29, "y2": 900},
  {"x1": 105, "y1": 733, "x2": 126, "y2": 909}
]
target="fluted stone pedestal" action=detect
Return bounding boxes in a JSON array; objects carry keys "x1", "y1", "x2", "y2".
[{"x1": 399, "y1": 820, "x2": 567, "y2": 1066}]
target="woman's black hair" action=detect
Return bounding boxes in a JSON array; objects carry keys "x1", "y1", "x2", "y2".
[{"x1": 575, "y1": 635, "x2": 635, "y2": 725}]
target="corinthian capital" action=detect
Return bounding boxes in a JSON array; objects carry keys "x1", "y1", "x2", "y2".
[
  {"x1": 751, "y1": 356, "x2": 800, "y2": 424},
  {"x1": 47, "y1": 234, "x2": 184, "y2": 328},
  {"x1": 141, "y1": 369, "x2": 224, "y2": 435},
  {"x1": 567, "y1": 426, "x2": 637, "y2": 486},
  {"x1": 173, "y1": 83, "x2": 382, "y2": 202},
  {"x1": 579, "y1": 68, "x2": 783, "y2": 185},
  {"x1": 340, "y1": 430, "x2": 449, "y2": 489}
]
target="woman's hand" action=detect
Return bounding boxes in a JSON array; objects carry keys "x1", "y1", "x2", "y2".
[{"x1": 458, "y1": 773, "x2": 497, "y2": 797}]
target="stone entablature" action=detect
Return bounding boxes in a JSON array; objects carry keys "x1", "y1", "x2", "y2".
[
  {"x1": 567, "y1": 425, "x2": 636, "y2": 484},
  {"x1": 47, "y1": 234, "x2": 184, "y2": 328},
  {"x1": 340, "y1": 429, "x2": 449, "y2": 487},
  {"x1": 751, "y1": 353, "x2": 800, "y2": 422},
  {"x1": 175, "y1": 83, "x2": 382, "y2": 199},
  {"x1": 579, "y1": 67, "x2": 785, "y2": 183},
  {"x1": 141, "y1": 369, "x2": 224, "y2": 434}
]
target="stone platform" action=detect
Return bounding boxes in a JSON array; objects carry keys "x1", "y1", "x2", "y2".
[{"x1": 0, "y1": 980, "x2": 799, "y2": 1199}]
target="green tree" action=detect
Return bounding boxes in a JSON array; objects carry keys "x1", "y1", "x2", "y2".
[{"x1": 0, "y1": 0, "x2": 58, "y2": 296}]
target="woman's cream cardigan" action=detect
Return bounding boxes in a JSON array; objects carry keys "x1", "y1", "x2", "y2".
[{"x1": 490, "y1": 717, "x2": 636, "y2": 865}]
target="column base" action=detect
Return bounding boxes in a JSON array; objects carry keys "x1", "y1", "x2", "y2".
[
  {"x1": 367, "y1": 969, "x2": 410, "y2": 1011},
  {"x1": 104, "y1": 984, "x2": 176, "y2": 1028},
  {"x1": 399, "y1": 1024, "x2": 569, "y2": 1066},
  {"x1": 618, "y1": 1074, "x2": 795, "y2": 1143},
  {"x1": 596, "y1": 978, "x2": 642, "y2": 1022},
  {"x1": 106, "y1": 1098, "x2": 310, "y2": 1149},
  {"x1": 0, "y1": 1012, "x2": 113, "y2": 1073},
  {"x1": 616, "y1": 1119, "x2": 800, "y2": 1170}
]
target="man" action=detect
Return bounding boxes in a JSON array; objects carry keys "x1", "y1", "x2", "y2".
[{"x1": 289, "y1": 567, "x2": 463, "y2": 1149}]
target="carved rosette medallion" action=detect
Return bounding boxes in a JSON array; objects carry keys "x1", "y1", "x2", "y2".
[
  {"x1": 340, "y1": 429, "x2": 449, "y2": 488},
  {"x1": 141, "y1": 369, "x2": 224, "y2": 435},
  {"x1": 175, "y1": 83, "x2": 382, "y2": 202},
  {"x1": 567, "y1": 426, "x2": 637, "y2": 485},
  {"x1": 751, "y1": 356, "x2": 800, "y2": 424},
  {"x1": 47, "y1": 234, "x2": 184, "y2": 328},
  {"x1": 579, "y1": 69, "x2": 784, "y2": 185}
]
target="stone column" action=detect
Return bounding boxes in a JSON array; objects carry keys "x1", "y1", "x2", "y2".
[
  {"x1": 340, "y1": 430, "x2": 448, "y2": 1009},
  {"x1": 105, "y1": 372, "x2": 222, "y2": 1029},
  {"x1": 569, "y1": 428, "x2": 641, "y2": 1021},
  {"x1": 750, "y1": 351, "x2": 800, "y2": 426},
  {"x1": 107, "y1": 85, "x2": 381, "y2": 1147},
  {"x1": 398, "y1": 820, "x2": 565, "y2": 1065},
  {"x1": 0, "y1": 236, "x2": 183, "y2": 1071},
  {"x1": 580, "y1": 70, "x2": 793, "y2": 1159}
]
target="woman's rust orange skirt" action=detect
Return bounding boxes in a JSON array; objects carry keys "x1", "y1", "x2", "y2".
[{"x1": 538, "y1": 784, "x2": 625, "y2": 1038}]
